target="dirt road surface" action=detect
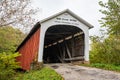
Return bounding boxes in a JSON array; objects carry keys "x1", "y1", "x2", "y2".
[{"x1": 45, "y1": 63, "x2": 120, "y2": 80}]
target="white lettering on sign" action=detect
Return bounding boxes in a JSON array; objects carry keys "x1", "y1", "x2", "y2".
[{"x1": 54, "y1": 16, "x2": 79, "y2": 25}]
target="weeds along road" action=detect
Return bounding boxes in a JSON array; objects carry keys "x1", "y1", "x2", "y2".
[{"x1": 45, "y1": 63, "x2": 120, "y2": 80}]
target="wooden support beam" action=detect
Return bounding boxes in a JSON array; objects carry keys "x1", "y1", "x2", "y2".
[
  {"x1": 63, "y1": 44, "x2": 65, "y2": 60},
  {"x1": 57, "y1": 43, "x2": 64, "y2": 63},
  {"x1": 65, "y1": 41, "x2": 72, "y2": 59},
  {"x1": 63, "y1": 56, "x2": 84, "y2": 61},
  {"x1": 45, "y1": 32, "x2": 84, "y2": 48},
  {"x1": 56, "y1": 55, "x2": 64, "y2": 63},
  {"x1": 71, "y1": 35, "x2": 75, "y2": 57}
]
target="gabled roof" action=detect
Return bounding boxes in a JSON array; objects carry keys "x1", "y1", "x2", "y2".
[
  {"x1": 40, "y1": 9, "x2": 93, "y2": 29},
  {"x1": 16, "y1": 9, "x2": 93, "y2": 52}
]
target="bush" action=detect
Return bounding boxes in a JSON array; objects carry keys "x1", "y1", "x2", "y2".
[
  {"x1": 90, "y1": 36, "x2": 120, "y2": 65},
  {"x1": 0, "y1": 52, "x2": 20, "y2": 80}
]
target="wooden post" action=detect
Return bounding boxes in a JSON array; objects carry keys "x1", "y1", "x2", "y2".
[
  {"x1": 64, "y1": 41, "x2": 72, "y2": 62},
  {"x1": 57, "y1": 55, "x2": 64, "y2": 63},
  {"x1": 58, "y1": 43, "x2": 64, "y2": 63},
  {"x1": 71, "y1": 35, "x2": 75, "y2": 57},
  {"x1": 63, "y1": 43, "x2": 65, "y2": 60}
]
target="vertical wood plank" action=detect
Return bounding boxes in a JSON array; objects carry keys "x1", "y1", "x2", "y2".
[{"x1": 71, "y1": 35, "x2": 75, "y2": 57}]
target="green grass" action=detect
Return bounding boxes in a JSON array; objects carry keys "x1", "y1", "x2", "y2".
[
  {"x1": 15, "y1": 67, "x2": 64, "y2": 80},
  {"x1": 80, "y1": 63, "x2": 120, "y2": 72}
]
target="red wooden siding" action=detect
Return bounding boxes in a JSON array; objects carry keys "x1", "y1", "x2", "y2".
[{"x1": 17, "y1": 28, "x2": 40, "y2": 70}]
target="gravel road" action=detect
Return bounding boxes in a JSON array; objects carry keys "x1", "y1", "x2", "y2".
[{"x1": 45, "y1": 63, "x2": 120, "y2": 80}]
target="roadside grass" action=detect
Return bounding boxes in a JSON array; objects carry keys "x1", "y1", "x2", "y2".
[
  {"x1": 80, "y1": 63, "x2": 120, "y2": 72},
  {"x1": 15, "y1": 67, "x2": 64, "y2": 80}
]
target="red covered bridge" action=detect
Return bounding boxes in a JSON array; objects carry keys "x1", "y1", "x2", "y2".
[
  {"x1": 16, "y1": 9, "x2": 93, "y2": 70},
  {"x1": 16, "y1": 22, "x2": 41, "y2": 70}
]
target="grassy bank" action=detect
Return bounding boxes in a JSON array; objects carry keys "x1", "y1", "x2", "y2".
[
  {"x1": 15, "y1": 67, "x2": 64, "y2": 80},
  {"x1": 80, "y1": 63, "x2": 120, "y2": 72}
]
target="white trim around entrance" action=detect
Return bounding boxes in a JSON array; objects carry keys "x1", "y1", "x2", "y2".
[{"x1": 37, "y1": 9, "x2": 92, "y2": 62}]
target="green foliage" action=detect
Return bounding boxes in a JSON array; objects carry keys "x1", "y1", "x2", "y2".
[
  {"x1": 0, "y1": 26, "x2": 25, "y2": 52},
  {"x1": 0, "y1": 52, "x2": 20, "y2": 80},
  {"x1": 90, "y1": 35, "x2": 120, "y2": 65},
  {"x1": 99, "y1": 0, "x2": 120, "y2": 35},
  {"x1": 90, "y1": 63, "x2": 120, "y2": 72},
  {"x1": 15, "y1": 67, "x2": 63, "y2": 80}
]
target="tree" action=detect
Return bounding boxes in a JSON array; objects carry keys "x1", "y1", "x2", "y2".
[
  {"x1": 99, "y1": 0, "x2": 120, "y2": 60},
  {"x1": 0, "y1": 0, "x2": 38, "y2": 28},
  {"x1": 0, "y1": 26, "x2": 26, "y2": 52},
  {"x1": 90, "y1": 0, "x2": 120, "y2": 65},
  {"x1": 99, "y1": 0, "x2": 120, "y2": 35}
]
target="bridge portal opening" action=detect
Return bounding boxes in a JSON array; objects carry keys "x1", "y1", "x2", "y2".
[{"x1": 43, "y1": 25, "x2": 84, "y2": 63}]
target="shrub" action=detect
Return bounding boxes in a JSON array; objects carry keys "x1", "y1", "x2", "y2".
[
  {"x1": 0, "y1": 52, "x2": 20, "y2": 80},
  {"x1": 90, "y1": 36, "x2": 120, "y2": 65}
]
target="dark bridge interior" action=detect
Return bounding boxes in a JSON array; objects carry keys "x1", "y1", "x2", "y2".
[{"x1": 43, "y1": 25, "x2": 84, "y2": 63}]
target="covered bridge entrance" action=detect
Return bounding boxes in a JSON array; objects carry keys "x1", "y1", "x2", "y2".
[
  {"x1": 43, "y1": 25, "x2": 84, "y2": 63},
  {"x1": 16, "y1": 9, "x2": 93, "y2": 70}
]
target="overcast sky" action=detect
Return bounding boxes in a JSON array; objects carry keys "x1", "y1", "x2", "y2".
[{"x1": 31, "y1": 0, "x2": 107, "y2": 36}]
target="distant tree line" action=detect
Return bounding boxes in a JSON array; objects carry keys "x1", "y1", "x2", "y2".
[{"x1": 0, "y1": 26, "x2": 26, "y2": 53}]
